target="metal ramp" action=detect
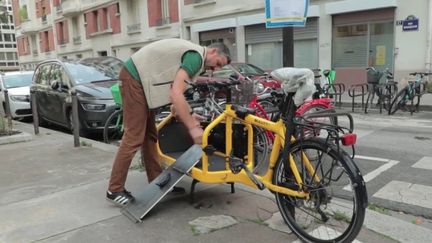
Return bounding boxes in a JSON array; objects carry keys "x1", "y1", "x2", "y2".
[{"x1": 121, "y1": 145, "x2": 202, "y2": 223}]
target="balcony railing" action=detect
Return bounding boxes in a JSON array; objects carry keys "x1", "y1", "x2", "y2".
[
  {"x1": 41, "y1": 15, "x2": 47, "y2": 24},
  {"x1": 58, "y1": 39, "x2": 67, "y2": 45},
  {"x1": 73, "y1": 36, "x2": 81, "y2": 44},
  {"x1": 61, "y1": 0, "x2": 82, "y2": 17},
  {"x1": 127, "y1": 23, "x2": 141, "y2": 34},
  {"x1": 56, "y1": 4, "x2": 62, "y2": 13},
  {"x1": 156, "y1": 17, "x2": 172, "y2": 26}
]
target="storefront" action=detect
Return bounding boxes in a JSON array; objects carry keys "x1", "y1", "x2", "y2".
[
  {"x1": 332, "y1": 8, "x2": 395, "y2": 72},
  {"x1": 244, "y1": 18, "x2": 318, "y2": 70}
]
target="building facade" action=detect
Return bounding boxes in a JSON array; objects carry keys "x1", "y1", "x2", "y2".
[
  {"x1": 12, "y1": 0, "x2": 432, "y2": 86},
  {"x1": 12, "y1": 0, "x2": 181, "y2": 70},
  {"x1": 0, "y1": 0, "x2": 19, "y2": 71}
]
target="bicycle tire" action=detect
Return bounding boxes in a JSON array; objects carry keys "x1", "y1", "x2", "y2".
[
  {"x1": 388, "y1": 87, "x2": 408, "y2": 115},
  {"x1": 103, "y1": 109, "x2": 124, "y2": 144},
  {"x1": 272, "y1": 139, "x2": 367, "y2": 243},
  {"x1": 252, "y1": 127, "x2": 270, "y2": 175}
]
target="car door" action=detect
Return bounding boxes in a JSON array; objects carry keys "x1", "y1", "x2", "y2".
[
  {"x1": 46, "y1": 64, "x2": 70, "y2": 125},
  {"x1": 33, "y1": 64, "x2": 53, "y2": 121}
]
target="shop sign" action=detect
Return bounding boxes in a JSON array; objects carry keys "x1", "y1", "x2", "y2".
[
  {"x1": 265, "y1": 0, "x2": 309, "y2": 28},
  {"x1": 396, "y1": 15, "x2": 419, "y2": 32}
]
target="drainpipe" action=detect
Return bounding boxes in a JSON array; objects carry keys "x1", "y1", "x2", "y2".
[{"x1": 426, "y1": 0, "x2": 432, "y2": 73}]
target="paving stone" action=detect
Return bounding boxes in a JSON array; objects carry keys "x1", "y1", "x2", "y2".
[{"x1": 188, "y1": 215, "x2": 238, "y2": 234}]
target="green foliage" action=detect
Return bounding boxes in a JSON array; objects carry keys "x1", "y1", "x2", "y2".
[
  {"x1": 368, "y1": 203, "x2": 391, "y2": 215},
  {"x1": 19, "y1": 5, "x2": 28, "y2": 21}
]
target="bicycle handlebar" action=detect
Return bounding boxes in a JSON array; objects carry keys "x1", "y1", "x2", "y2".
[{"x1": 409, "y1": 72, "x2": 432, "y2": 76}]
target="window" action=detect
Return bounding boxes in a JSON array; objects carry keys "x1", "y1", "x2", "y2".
[
  {"x1": 333, "y1": 24, "x2": 368, "y2": 68},
  {"x1": 6, "y1": 52, "x2": 14, "y2": 60},
  {"x1": 72, "y1": 17, "x2": 79, "y2": 37},
  {"x1": 332, "y1": 21, "x2": 394, "y2": 70},
  {"x1": 127, "y1": 0, "x2": 139, "y2": 23},
  {"x1": 158, "y1": 0, "x2": 170, "y2": 25},
  {"x1": 98, "y1": 51, "x2": 107, "y2": 56},
  {"x1": 4, "y1": 34, "x2": 12, "y2": 42}
]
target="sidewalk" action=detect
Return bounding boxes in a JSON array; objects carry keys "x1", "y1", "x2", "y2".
[
  {"x1": 333, "y1": 87, "x2": 432, "y2": 112},
  {"x1": 1, "y1": 121, "x2": 431, "y2": 242}
]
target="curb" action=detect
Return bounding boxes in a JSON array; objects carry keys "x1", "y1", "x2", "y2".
[{"x1": 0, "y1": 131, "x2": 32, "y2": 145}]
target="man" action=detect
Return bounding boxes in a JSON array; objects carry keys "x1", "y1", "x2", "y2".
[{"x1": 106, "y1": 38, "x2": 231, "y2": 206}]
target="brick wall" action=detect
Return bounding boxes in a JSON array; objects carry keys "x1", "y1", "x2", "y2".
[
  {"x1": 84, "y1": 3, "x2": 121, "y2": 38},
  {"x1": 108, "y1": 3, "x2": 121, "y2": 34},
  {"x1": 148, "y1": 0, "x2": 162, "y2": 27},
  {"x1": 17, "y1": 37, "x2": 28, "y2": 56},
  {"x1": 39, "y1": 29, "x2": 55, "y2": 52},
  {"x1": 36, "y1": 0, "x2": 51, "y2": 18},
  {"x1": 169, "y1": 0, "x2": 179, "y2": 23},
  {"x1": 56, "y1": 20, "x2": 69, "y2": 45},
  {"x1": 11, "y1": 0, "x2": 20, "y2": 26}
]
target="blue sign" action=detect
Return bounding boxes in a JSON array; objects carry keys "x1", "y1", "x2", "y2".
[
  {"x1": 265, "y1": 0, "x2": 309, "y2": 28},
  {"x1": 402, "y1": 15, "x2": 419, "y2": 31}
]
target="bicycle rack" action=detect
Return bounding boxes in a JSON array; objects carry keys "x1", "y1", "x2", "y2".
[
  {"x1": 364, "y1": 82, "x2": 398, "y2": 114},
  {"x1": 324, "y1": 83, "x2": 346, "y2": 107},
  {"x1": 348, "y1": 84, "x2": 368, "y2": 112}
]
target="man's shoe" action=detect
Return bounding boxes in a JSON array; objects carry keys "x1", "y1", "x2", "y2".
[
  {"x1": 106, "y1": 189, "x2": 135, "y2": 206},
  {"x1": 171, "y1": 186, "x2": 186, "y2": 194}
]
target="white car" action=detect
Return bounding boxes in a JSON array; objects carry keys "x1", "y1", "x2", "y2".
[{"x1": 0, "y1": 71, "x2": 35, "y2": 119}]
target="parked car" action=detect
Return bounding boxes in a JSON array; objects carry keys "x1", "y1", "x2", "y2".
[
  {"x1": 0, "y1": 71, "x2": 34, "y2": 119},
  {"x1": 197, "y1": 63, "x2": 281, "y2": 91},
  {"x1": 30, "y1": 57, "x2": 123, "y2": 135}
]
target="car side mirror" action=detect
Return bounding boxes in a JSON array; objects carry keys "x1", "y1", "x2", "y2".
[{"x1": 50, "y1": 80, "x2": 59, "y2": 90}]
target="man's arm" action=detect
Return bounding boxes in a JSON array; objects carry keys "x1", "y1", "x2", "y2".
[{"x1": 170, "y1": 69, "x2": 199, "y2": 130}]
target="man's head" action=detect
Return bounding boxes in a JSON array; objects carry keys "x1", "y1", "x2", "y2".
[{"x1": 204, "y1": 42, "x2": 231, "y2": 72}]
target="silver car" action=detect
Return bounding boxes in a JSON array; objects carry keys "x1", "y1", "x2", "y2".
[{"x1": 0, "y1": 71, "x2": 35, "y2": 119}]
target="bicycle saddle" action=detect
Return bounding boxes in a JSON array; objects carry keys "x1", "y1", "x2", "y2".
[
  {"x1": 233, "y1": 105, "x2": 255, "y2": 119},
  {"x1": 323, "y1": 70, "x2": 331, "y2": 77}
]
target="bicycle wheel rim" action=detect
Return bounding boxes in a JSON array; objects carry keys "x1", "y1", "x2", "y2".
[
  {"x1": 273, "y1": 139, "x2": 365, "y2": 243},
  {"x1": 104, "y1": 110, "x2": 124, "y2": 144}
]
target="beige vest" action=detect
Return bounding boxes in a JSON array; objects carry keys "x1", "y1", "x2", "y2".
[{"x1": 131, "y1": 38, "x2": 206, "y2": 109}]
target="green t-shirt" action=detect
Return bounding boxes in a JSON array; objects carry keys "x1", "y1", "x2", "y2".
[{"x1": 124, "y1": 50, "x2": 202, "y2": 82}]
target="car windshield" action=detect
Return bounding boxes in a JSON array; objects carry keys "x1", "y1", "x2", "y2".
[
  {"x1": 231, "y1": 63, "x2": 266, "y2": 76},
  {"x1": 64, "y1": 62, "x2": 119, "y2": 84},
  {"x1": 3, "y1": 73, "x2": 34, "y2": 89},
  {"x1": 212, "y1": 66, "x2": 236, "y2": 78}
]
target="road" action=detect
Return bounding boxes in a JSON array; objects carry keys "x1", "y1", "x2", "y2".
[{"x1": 338, "y1": 108, "x2": 432, "y2": 221}]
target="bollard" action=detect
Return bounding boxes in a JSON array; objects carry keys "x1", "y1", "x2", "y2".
[
  {"x1": 3, "y1": 89, "x2": 13, "y2": 132},
  {"x1": 71, "y1": 90, "x2": 80, "y2": 147},
  {"x1": 30, "y1": 89, "x2": 39, "y2": 135}
]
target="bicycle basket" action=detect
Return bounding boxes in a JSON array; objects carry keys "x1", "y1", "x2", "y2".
[
  {"x1": 111, "y1": 82, "x2": 122, "y2": 106},
  {"x1": 367, "y1": 69, "x2": 383, "y2": 84},
  {"x1": 231, "y1": 79, "x2": 254, "y2": 105}
]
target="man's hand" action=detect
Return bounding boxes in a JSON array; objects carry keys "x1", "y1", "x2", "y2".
[{"x1": 192, "y1": 113, "x2": 206, "y2": 124}]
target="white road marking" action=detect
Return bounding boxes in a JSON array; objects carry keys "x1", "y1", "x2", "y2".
[
  {"x1": 412, "y1": 156, "x2": 432, "y2": 170},
  {"x1": 344, "y1": 156, "x2": 399, "y2": 191},
  {"x1": 373, "y1": 180, "x2": 432, "y2": 210}
]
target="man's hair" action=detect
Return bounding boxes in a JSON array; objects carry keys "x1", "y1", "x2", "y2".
[{"x1": 208, "y1": 42, "x2": 231, "y2": 64}]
